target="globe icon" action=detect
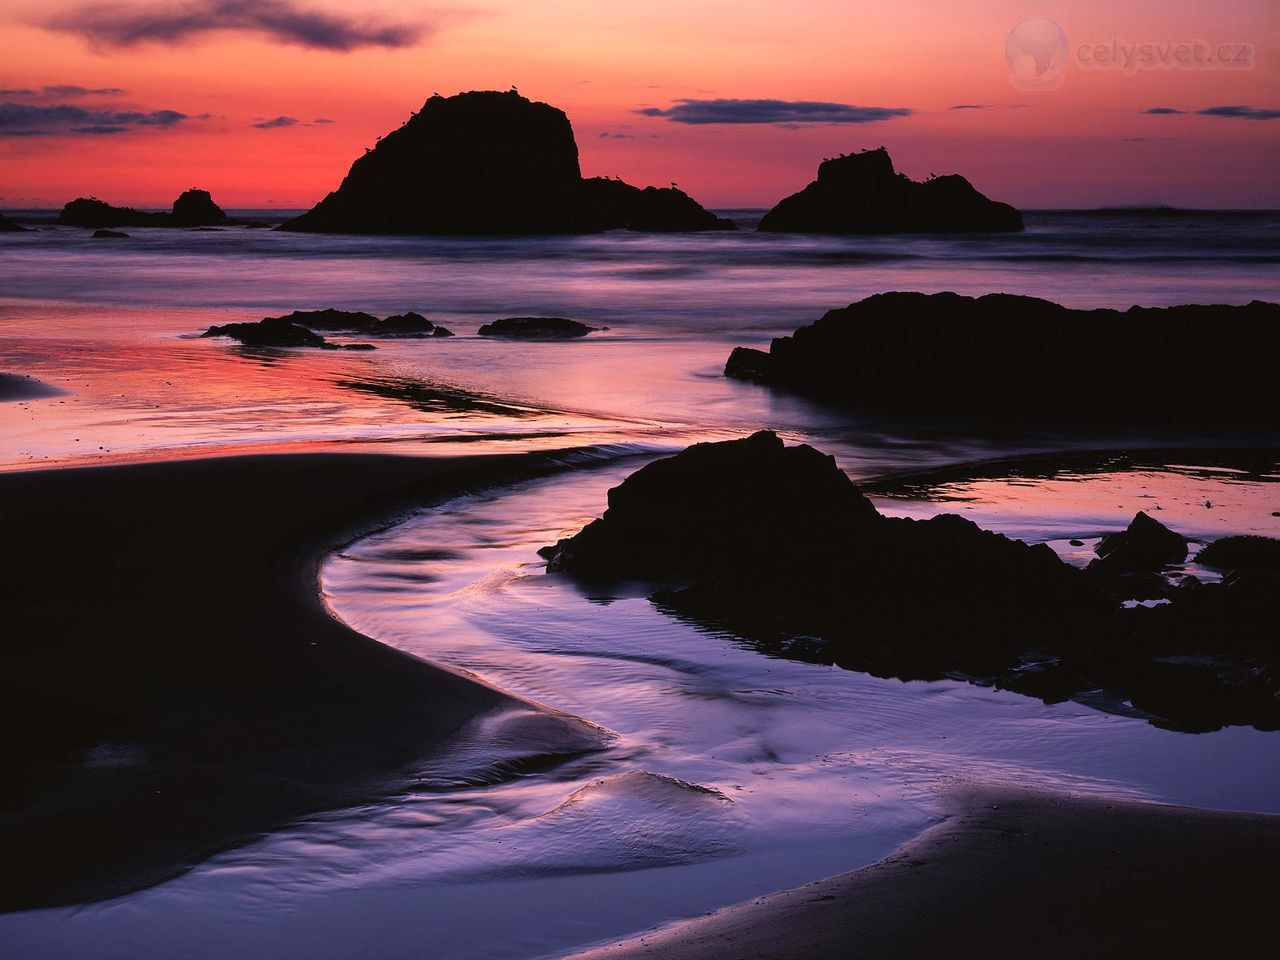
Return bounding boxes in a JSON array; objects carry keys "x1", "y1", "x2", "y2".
[{"x1": 1005, "y1": 17, "x2": 1068, "y2": 90}]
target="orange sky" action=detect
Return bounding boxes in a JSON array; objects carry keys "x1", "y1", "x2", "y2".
[{"x1": 1, "y1": 0, "x2": 1277, "y2": 209}]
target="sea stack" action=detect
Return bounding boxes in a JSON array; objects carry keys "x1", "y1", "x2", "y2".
[
  {"x1": 281, "y1": 90, "x2": 735, "y2": 234},
  {"x1": 758, "y1": 147, "x2": 1023, "y2": 233},
  {"x1": 58, "y1": 189, "x2": 227, "y2": 228}
]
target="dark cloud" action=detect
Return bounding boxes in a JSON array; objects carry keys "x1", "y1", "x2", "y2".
[
  {"x1": 949, "y1": 104, "x2": 991, "y2": 110},
  {"x1": 0, "y1": 85, "x2": 127, "y2": 97},
  {"x1": 636, "y1": 98, "x2": 911, "y2": 125},
  {"x1": 312, "y1": 117, "x2": 334, "y2": 124},
  {"x1": 1197, "y1": 104, "x2": 1280, "y2": 120},
  {"x1": 42, "y1": 0, "x2": 426, "y2": 52},
  {"x1": 253, "y1": 115, "x2": 298, "y2": 128},
  {"x1": 0, "y1": 101, "x2": 189, "y2": 136},
  {"x1": 1143, "y1": 105, "x2": 1279, "y2": 120}
]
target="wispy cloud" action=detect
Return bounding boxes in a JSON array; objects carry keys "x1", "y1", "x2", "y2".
[
  {"x1": 636, "y1": 98, "x2": 911, "y2": 126},
  {"x1": 1197, "y1": 104, "x2": 1280, "y2": 120},
  {"x1": 251, "y1": 114, "x2": 334, "y2": 128},
  {"x1": 0, "y1": 85, "x2": 127, "y2": 97},
  {"x1": 42, "y1": 0, "x2": 428, "y2": 52},
  {"x1": 1144, "y1": 105, "x2": 1279, "y2": 120},
  {"x1": 0, "y1": 101, "x2": 190, "y2": 136},
  {"x1": 949, "y1": 104, "x2": 991, "y2": 110}
]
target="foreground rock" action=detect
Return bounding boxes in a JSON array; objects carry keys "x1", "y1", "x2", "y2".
[
  {"x1": 201, "y1": 309, "x2": 456, "y2": 347},
  {"x1": 725, "y1": 292, "x2": 1280, "y2": 421},
  {"x1": 202, "y1": 317, "x2": 372, "y2": 350},
  {"x1": 478, "y1": 317, "x2": 600, "y2": 339},
  {"x1": 758, "y1": 147, "x2": 1022, "y2": 233},
  {"x1": 0, "y1": 211, "x2": 25, "y2": 232},
  {"x1": 542, "y1": 432, "x2": 1280, "y2": 731},
  {"x1": 1197, "y1": 535, "x2": 1280, "y2": 572},
  {"x1": 281, "y1": 91, "x2": 735, "y2": 234},
  {"x1": 59, "y1": 188, "x2": 227, "y2": 228}
]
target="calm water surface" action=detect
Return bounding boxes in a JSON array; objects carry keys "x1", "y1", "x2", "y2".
[{"x1": 2, "y1": 213, "x2": 1278, "y2": 958}]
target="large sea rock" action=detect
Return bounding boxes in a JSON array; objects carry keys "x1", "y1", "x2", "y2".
[
  {"x1": 542, "y1": 432, "x2": 1280, "y2": 731},
  {"x1": 724, "y1": 292, "x2": 1280, "y2": 421},
  {"x1": 758, "y1": 147, "x2": 1022, "y2": 233},
  {"x1": 281, "y1": 91, "x2": 734, "y2": 235},
  {"x1": 59, "y1": 189, "x2": 227, "y2": 228}
]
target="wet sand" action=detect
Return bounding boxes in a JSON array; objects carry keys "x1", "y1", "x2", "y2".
[
  {"x1": 563, "y1": 785, "x2": 1280, "y2": 959},
  {"x1": 0, "y1": 450, "x2": 603, "y2": 912}
]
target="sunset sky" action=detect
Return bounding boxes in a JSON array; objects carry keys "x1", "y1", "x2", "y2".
[{"x1": 1, "y1": 0, "x2": 1277, "y2": 209}]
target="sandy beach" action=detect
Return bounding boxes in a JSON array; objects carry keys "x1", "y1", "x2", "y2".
[
  {"x1": 0, "y1": 449, "x2": 605, "y2": 912},
  {"x1": 563, "y1": 785, "x2": 1280, "y2": 959}
]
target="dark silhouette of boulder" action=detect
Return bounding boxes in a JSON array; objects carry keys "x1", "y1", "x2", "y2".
[
  {"x1": 758, "y1": 148, "x2": 1023, "y2": 233},
  {"x1": 378, "y1": 312, "x2": 453, "y2": 337},
  {"x1": 267, "y1": 309, "x2": 380, "y2": 331},
  {"x1": 0, "y1": 212, "x2": 25, "y2": 232},
  {"x1": 201, "y1": 317, "x2": 373, "y2": 350},
  {"x1": 170, "y1": 188, "x2": 226, "y2": 226},
  {"x1": 92, "y1": 228, "x2": 129, "y2": 239},
  {"x1": 1197, "y1": 536, "x2": 1280, "y2": 573},
  {"x1": 542, "y1": 432, "x2": 1280, "y2": 731},
  {"x1": 59, "y1": 189, "x2": 228, "y2": 228},
  {"x1": 280, "y1": 91, "x2": 734, "y2": 234},
  {"x1": 478, "y1": 317, "x2": 600, "y2": 339},
  {"x1": 724, "y1": 292, "x2": 1280, "y2": 422},
  {"x1": 1091, "y1": 512, "x2": 1187, "y2": 572}
]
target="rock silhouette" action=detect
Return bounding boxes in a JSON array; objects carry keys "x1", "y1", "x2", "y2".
[
  {"x1": 1197, "y1": 536, "x2": 1280, "y2": 573},
  {"x1": 0, "y1": 212, "x2": 25, "y2": 232},
  {"x1": 59, "y1": 189, "x2": 227, "y2": 228},
  {"x1": 1092, "y1": 511, "x2": 1188, "y2": 571},
  {"x1": 725, "y1": 292, "x2": 1280, "y2": 421},
  {"x1": 758, "y1": 147, "x2": 1022, "y2": 233},
  {"x1": 542, "y1": 432, "x2": 1280, "y2": 732},
  {"x1": 281, "y1": 91, "x2": 734, "y2": 234},
  {"x1": 477, "y1": 317, "x2": 600, "y2": 339},
  {"x1": 92, "y1": 229, "x2": 129, "y2": 239},
  {"x1": 200, "y1": 308, "x2": 460, "y2": 347}
]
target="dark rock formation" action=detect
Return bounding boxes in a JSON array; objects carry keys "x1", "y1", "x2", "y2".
[
  {"x1": 542, "y1": 432, "x2": 1280, "y2": 731},
  {"x1": 267, "y1": 309, "x2": 380, "y2": 331},
  {"x1": 478, "y1": 317, "x2": 600, "y2": 339},
  {"x1": 1092, "y1": 512, "x2": 1187, "y2": 572},
  {"x1": 92, "y1": 228, "x2": 129, "y2": 239},
  {"x1": 201, "y1": 317, "x2": 372, "y2": 350},
  {"x1": 758, "y1": 148, "x2": 1023, "y2": 233},
  {"x1": 378, "y1": 312, "x2": 453, "y2": 337},
  {"x1": 724, "y1": 292, "x2": 1280, "y2": 421},
  {"x1": 170, "y1": 188, "x2": 227, "y2": 226},
  {"x1": 59, "y1": 188, "x2": 228, "y2": 228},
  {"x1": 280, "y1": 91, "x2": 734, "y2": 234},
  {"x1": 0, "y1": 212, "x2": 25, "y2": 232},
  {"x1": 1197, "y1": 536, "x2": 1280, "y2": 573}
]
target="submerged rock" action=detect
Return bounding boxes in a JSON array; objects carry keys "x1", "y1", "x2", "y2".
[
  {"x1": 724, "y1": 292, "x2": 1280, "y2": 422},
  {"x1": 201, "y1": 317, "x2": 372, "y2": 350},
  {"x1": 280, "y1": 90, "x2": 734, "y2": 235},
  {"x1": 758, "y1": 148, "x2": 1023, "y2": 234},
  {"x1": 92, "y1": 229, "x2": 129, "y2": 239},
  {"x1": 478, "y1": 317, "x2": 600, "y2": 339},
  {"x1": 543, "y1": 432, "x2": 1280, "y2": 731}
]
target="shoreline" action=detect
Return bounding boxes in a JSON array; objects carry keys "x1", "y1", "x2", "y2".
[
  {"x1": 561, "y1": 784, "x2": 1280, "y2": 959},
  {"x1": 0, "y1": 448, "x2": 609, "y2": 912}
]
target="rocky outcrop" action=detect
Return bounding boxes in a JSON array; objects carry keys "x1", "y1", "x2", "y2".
[
  {"x1": 477, "y1": 317, "x2": 600, "y2": 339},
  {"x1": 1197, "y1": 536, "x2": 1280, "y2": 573},
  {"x1": 170, "y1": 188, "x2": 226, "y2": 226},
  {"x1": 542, "y1": 432, "x2": 1280, "y2": 731},
  {"x1": 92, "y1": 229, "x2": 129, "y2": 239},
  {"x1": 201, "y1": 317, "x2": 372, "y2": 350},
  {"x1": 724, "y1": 292, "x2": 1280, "y2": 421},
  {"x1": 758, "y1": 148, "x2": 1023, "y2": 233},
  {"x1": 59, "y1": 188, "x2": 227, "y2": 228},
  {"x1": 0, "y1": 212, "x2": 25, "y2": 232},
  {"x1": 1093, "y1": 512, "x2": 1187, "y2": 571},
  {"x1": 280, "y1": 91, "x2": 734, "y2": 234}
]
